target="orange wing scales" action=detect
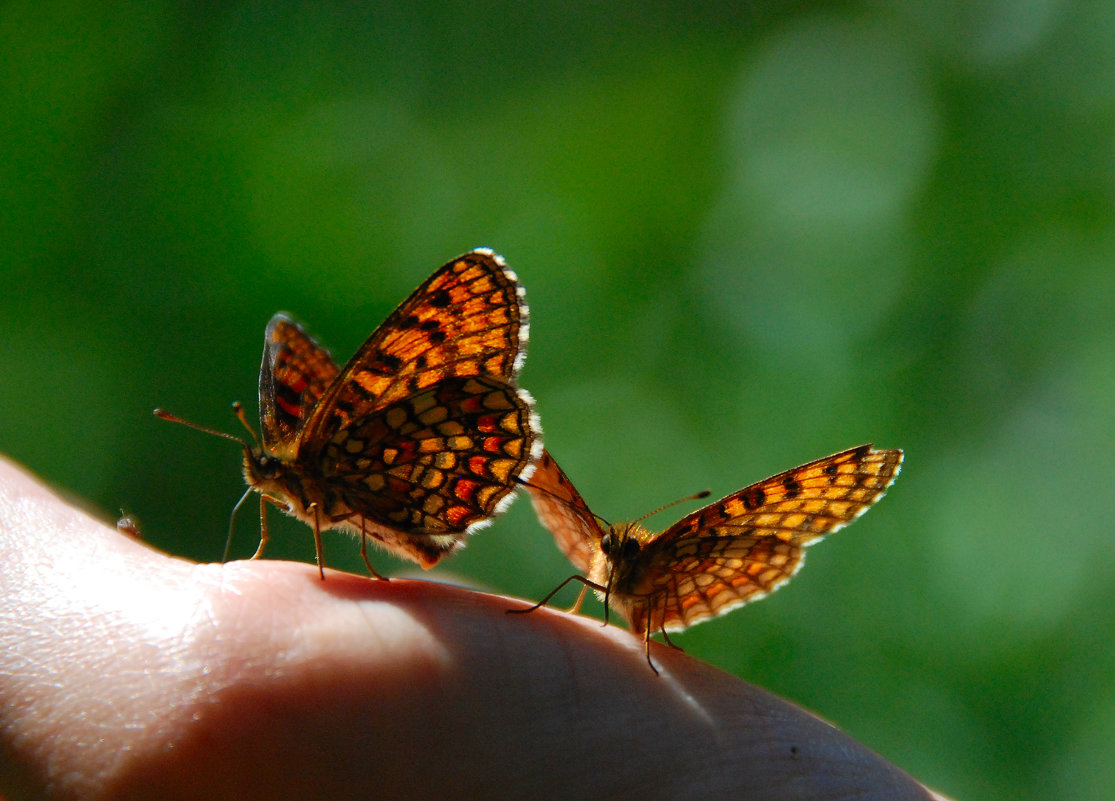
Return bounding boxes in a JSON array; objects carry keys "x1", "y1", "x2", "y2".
[
  {"x1": 191, "y1": 249, "x2": 540, "y2": 577},
  {"x1": 524, "y1": 445, "x2": 902, "y2": 654}
]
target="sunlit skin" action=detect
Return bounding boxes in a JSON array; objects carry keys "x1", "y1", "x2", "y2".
[{"x1": 0, "y1": 453, "x2": 949, "y2": 800}]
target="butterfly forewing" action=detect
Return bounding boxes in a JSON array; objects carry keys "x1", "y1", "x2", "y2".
[
  {"x1": 664, "y1": 445, "x2": 904, "y2": 548},
  {"x1": 259, "y1": 315, "x2": 341, "y2": 451},
  {"x1": 298, "y1": 250, "x2": 529, "y2": 451},
  {"x1": 525, "y1": 450, "x2": 603, "y2": 575}
]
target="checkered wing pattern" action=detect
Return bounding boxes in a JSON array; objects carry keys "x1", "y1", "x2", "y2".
[
  {"x1": 241, "y1": 249, "x2": 539, "y2": 572},
  {"x1": 322, "y1": 375, "x2": 537, "y2": 538},
  {"x1": 298, "y1": 250, "x2": 530, "y2": 451},
  {"x1": 627, "y1": 445, "x2": 904, "y2": 635}
]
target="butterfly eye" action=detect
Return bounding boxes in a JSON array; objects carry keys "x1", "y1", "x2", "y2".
[
  {"x1": 600, "y1": 533, "x2": 614, "y2": 555},
  {"x1": 255, "y1": 454, "x2": 282, "y2": 477}
]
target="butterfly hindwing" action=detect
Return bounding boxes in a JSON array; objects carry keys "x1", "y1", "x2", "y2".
[{"x1": 325, "y1": 375, "x2": 539, "y2": 534}]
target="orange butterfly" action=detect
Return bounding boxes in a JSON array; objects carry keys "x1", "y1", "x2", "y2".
[
  {"x1": 158, "y1": 249, "x2": 541, "y2": 578},
  {"x1": 518, "y1": 445, "x2": 902, "y2": 671}
]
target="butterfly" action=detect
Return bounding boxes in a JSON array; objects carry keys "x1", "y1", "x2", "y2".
[
  {"x1": 517, "y1": 445, "x2": 902, "y2": 672},
  {"x1": 157, "y1": 248, "x2": 541, "y2": 579}
]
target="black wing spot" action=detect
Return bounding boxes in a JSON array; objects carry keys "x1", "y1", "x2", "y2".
[
  {"x1": 742, "y1": 487, "x2": 766, "y2": 510},
  {"x1": 369, "y1": 353, "x2": 403, "y2": 375},
  {"x1": 430, "y1": 289, "x2": 453, "y2": 308},
  {"x1": 429, "y1": 329, "x2": 448, "y2": 344},
  {"x1": 823, "y1": 462, "x2": 838, "y2": 476},
  {"x1": 420, "y1": 319, "x2": 441, "y2": 332},
  {"x1": 781, "y1": 475, "x2": 802, "y2": 499},
  {"x1": 274, "y1": 379, "x2": 302, "y2": 406},
  {"x1": 399, "y1": 315, "x2": 421, "y2": 329}
]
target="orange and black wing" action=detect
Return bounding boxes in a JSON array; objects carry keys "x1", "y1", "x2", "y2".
[
  {"x1": 258, "y1": 314, "x2": 340, "y2": 451},
  {"x1": 298, "y1": 248, "x2": 531, "y2": 452},
  {"x1": 632, "y1": 445, "x2": 903, "y2": 634},
  {"x1": 296, "y1": 249, "x2": 538, "y2": 535},
  {"x1": 320, "y1": 375, "x2": 538, "y2": 534},
  {"x1": 523, "y1": 449, "x2": 603, "y2": 575}
]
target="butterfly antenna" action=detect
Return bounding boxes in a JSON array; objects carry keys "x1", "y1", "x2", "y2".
[
  {"x1": 631, "y1": 489, "x2": 711, "y2": 525},
  {"x1": 155, "y1": 407, "x2": 256, "y2": 564},
  {"x1": 232, "y1": 401, "x2": 263, "y2": 448},
  {"x1": 515, "y1": 474, "x2": 612, "y2": 529},
  {"x1": 154, "y1": 408, "x2": 245, "y2": 446}
]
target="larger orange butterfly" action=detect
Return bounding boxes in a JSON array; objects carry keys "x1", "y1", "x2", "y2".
[
  {"x1": 157, "y1": 249, "x2": 541, "y2": 578},
  {"x1": 518, "y1": 445, "x2": 902, "y2": 671}
]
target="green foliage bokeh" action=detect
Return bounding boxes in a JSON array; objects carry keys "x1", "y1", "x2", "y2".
[{"x1": 4, "y1": 3, "x2": 1115, "y2": 799}]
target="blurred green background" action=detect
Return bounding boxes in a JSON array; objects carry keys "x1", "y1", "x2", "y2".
[{"x1": 4, "y1": 2, "x2": 1114, "y2": 798}]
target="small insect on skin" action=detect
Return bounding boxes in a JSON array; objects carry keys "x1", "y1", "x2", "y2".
[
  {"x1": 155, "y1": 249, "x2": 542, "y2": 580},
  {"x1": 515, "y1": 445, "x2": 903, "y2": 674},
  {"x1": 116, "y1": 513, "x2": 143, "y2": 540}
]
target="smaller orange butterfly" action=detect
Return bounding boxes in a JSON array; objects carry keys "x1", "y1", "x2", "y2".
[
  {"x1": 517, "y1": 445, "x2": 903, "y2": 672},
  {"x1": 157, "y1": 249, "x2": 540, "y2": 579}
]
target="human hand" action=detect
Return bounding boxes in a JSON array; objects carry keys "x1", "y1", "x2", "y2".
[{"x1": 0, "y1": 456, "x2": 949, "y2": 800}]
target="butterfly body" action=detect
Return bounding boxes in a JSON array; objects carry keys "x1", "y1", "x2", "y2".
[
  {"x1": 162, "y1": 249, "x2": 540, "y2": 576},
  {"x1": 525, "y1": 445, "x2": 902, "y2": 665}
]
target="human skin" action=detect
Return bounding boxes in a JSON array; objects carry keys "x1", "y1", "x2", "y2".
[{"x1": 0, "y1": 456, "x2": 949, "y2": 801}]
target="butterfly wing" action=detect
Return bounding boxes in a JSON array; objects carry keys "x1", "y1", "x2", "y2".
[
  {"x1": 297, "y1": 249, "x2": 530, "y2": 452},
  {"x1": 524, "y1": 449, "x2": 604, "y2": 575},
  {"x1": 629, "y1": 445, "x2": 903, "y2": 635},
  {"x1": 322, "y1": 375, "x2": 538, "y2": 538},
  {"x1": 291, "y1": 250, "x2": 539, "y2": 543},
  {"x1": 258, "y1": 314, "x2": 341, "y2": 452}
]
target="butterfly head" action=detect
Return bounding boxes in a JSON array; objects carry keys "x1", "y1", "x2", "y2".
[
  {"x1": 598, "y1": 521, "x2": 654, "y2": 593},
  {"x1": 228, "y1": 403, "x2": 299, "y2": 500},
  {"x1": 240, "y1": 444, "x2": 284, "y2": 486},
  {"x1": 600, "y1": 523, "x2": 644, "y2": 564}
]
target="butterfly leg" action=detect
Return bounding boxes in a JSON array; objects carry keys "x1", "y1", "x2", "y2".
[
  {"x1": 309, "y1": 503, "x2": 326, "y2": 580},
  {"x1": 219, "y1": 486, "x2": 259, "y2": 562},
  {"x1": 250, "y1": 495, "x2": 272, "y2": 560},
  {"x1": 659, "y1": 626, "x2": 684, "y2": 652},
  {"x1": 565, "y1": 584, "x2": 589, "y2": 614},
  {"x1": 507, "y1": 574, "x2": 604, "y2": 616},
  {"x1": 358, "y1": 516, "x2": 389, "y2": 581},
  {"x1": 643, "y1": 628, "x2": 660, "y2": 676}
]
